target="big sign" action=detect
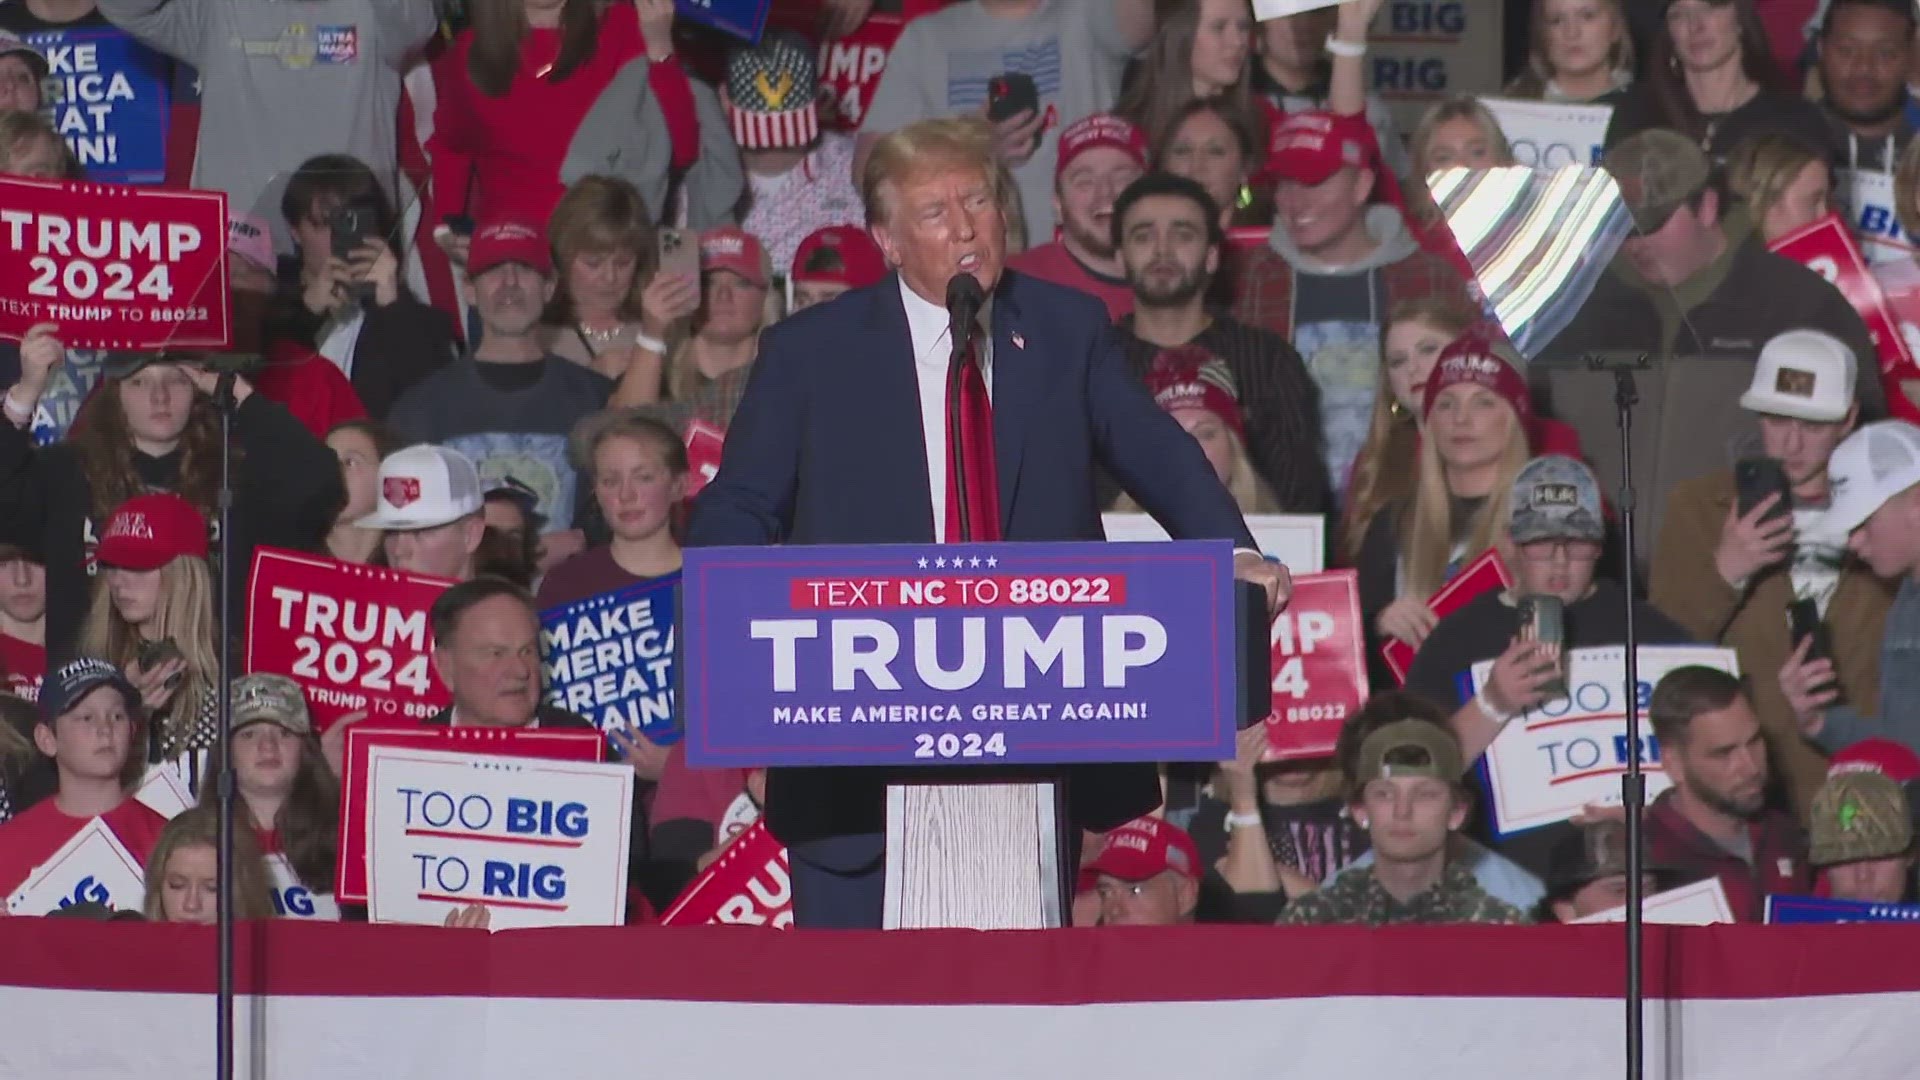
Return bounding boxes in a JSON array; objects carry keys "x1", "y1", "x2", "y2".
[
  {"x1": 364, "y1": 746, "x2": 634, "y2": 929},
  {"x1": 680, "y1": 542, "x2": 1239, "y2": 768},
  {"x1": 1263, "y1": 570, "x2": 1367, "y2": 760},
  {"x1": 0, "y1": 176, "x2": 228, "y2": 349},
  {"x1": 245, "y1": 548, "x2": 452, "y2": 730},
  {"x1": 1468, "y1": 645, "x2": 1739, "y2": 835},
  {"x1": 540, "y1": 575, "x2": 679, "y2": 747},
  {"x1": 5, "y1": 818, "x2": 145, "y2": 917}
]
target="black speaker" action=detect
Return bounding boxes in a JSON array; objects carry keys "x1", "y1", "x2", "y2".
[{"x1": 1235, "y1": 579, "x2": 1271, "y2": 729}]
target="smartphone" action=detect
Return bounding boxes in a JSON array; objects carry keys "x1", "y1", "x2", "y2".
[
  {"x1": 444, "y1": 213, "x2": 476, "y2": 238},
  {"x1": 1735, "y1": 457, "x2": 1792, "y2": 522},
  {"x1": 328, "y1": 203, "x2": 381, "y2": 261},
  {"x1": 657, "y1": 227, "x2": 701, "y2": 279},
  {"x1": 135, "y1": 637, "x2": 186, "y2": 691},
  {"x1": 986, "y1": 72, "x2": 1039, "y2": 122},
  {"x1": 1515, "y1": 595, "x2": 1569, "y2": 700},
  {"x1": 1788, "y1": 597, "x2": 1839, "y2": 701}
]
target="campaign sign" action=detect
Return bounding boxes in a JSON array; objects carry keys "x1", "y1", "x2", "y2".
[
  {"x1": 335, "y1": 724, "x2": 605, "y2": 902},
  {"x1": 246, "y1": 547, "x2": 453, "y2": 730},
  {"x1": 5, "y1": 818, "x2": 145, "y2": 916},
  {"x1": 0, "y1": 177, "x2": 228, "y2": 349},
  {"x1": 1481, "y1": 97, "x2": 1611, "y2": 169},
  {"x1": 1765, "y1": 895, "x2": 1920, "y2": 924},
  {"x1": 813, "y1": 13, "x2": 909, "y2": 131},
  {"x1": 1469, "y1": 645, "x2": 1739, "y2": 836},
  {"x1": 267, "y1": 854, "x2": 341, "y2": 921},
  {"x1": 659, "y1": 820, "x2": 792, "y2": 928},
  {"x1": 684, "y1": 420, "x2": 725, "y2": 499},
  {"x1": 1771, "y1": 213, "x2": 1918, "y2": 383},
  {"x1": 1264, "y1": 570, "x2": 1367, "y2": 761},
  {"x1": 1101, "y1": 511, "x2": 1324, "y2": 573},
  {"x1": 680, "y1": 541, "x2": 1239, "y2": 768},
  {"x1": 674, "y1": 0, "x2": 771, "y2": 41},
  {"x1": 540, "y1": 575, "x2": 680, "y2": 747},
  {"x1": 1382, "y1": 548, "x2": 1513, "y2": 683},
  {"x1": 1842, "y1": 170, "x2": 1914, "y2": 266},
  {"x1": 364, "y1": 746, "x2": 634, "y2": 929},
  {"x1": 25, "y1": 27, "x2": 173, "y2": 185},
  {"x1": 1253, "y1": 0, "x2": 1340, "y2": 15},
  {"x1": 133, "y1": 765, "x2": 193, "y2": 820},
  {"x1": 1572, "y1": 877, "x2": 1736, "y2": 926}
]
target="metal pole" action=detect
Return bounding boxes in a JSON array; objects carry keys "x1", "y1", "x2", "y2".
[
  {"x1": 213, "y1": 371, "x2": 239, "y2": 1080},
  {"x1": 1611, "y1": 364, "x2": 1645, "y2": 1080}
]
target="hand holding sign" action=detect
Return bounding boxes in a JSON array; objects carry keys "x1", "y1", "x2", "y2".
[{"x1": 17, "y1": 324, "x2": 64, "y2": 396}]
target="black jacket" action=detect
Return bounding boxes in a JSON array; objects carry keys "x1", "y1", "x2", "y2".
[
  {"x1": 0, "y1": 393, "x2": 343, "y2": 663},
  {"x1": 269, "y1": 287, "x2": 459, "y2": 420}
]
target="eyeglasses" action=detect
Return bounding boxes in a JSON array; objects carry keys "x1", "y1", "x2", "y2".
[{"x1": 1520, "y1": 539, "x2": 1601, "y2": 563}]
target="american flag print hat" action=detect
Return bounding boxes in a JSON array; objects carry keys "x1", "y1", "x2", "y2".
[{"x1": 726, "y1": 32, "x2": 821, "y2": 150}]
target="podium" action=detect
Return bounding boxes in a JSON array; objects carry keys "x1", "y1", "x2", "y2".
[{"x1": 678, "y1": 540, "x2": 1270, "y2": 930}]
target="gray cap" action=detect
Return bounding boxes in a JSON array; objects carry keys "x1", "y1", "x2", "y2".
[
  {"x1": 1605, "y1": 128, "x2": 1711, "y2": 234},
  {"x1": 1509, "y1": 455, "x2": 1605, "y2": 545}
]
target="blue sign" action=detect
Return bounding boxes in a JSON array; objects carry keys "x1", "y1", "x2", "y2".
[
  {"x1": 540, "y1": 575, "x2": 680, "y2": 747},
  {"x1": 1765, "y1": 895, "x2": 1920, "y2": 924},
  {"x1": 679, "y1": 541, "x2": 1238, "y2": 768},
  {"x1": 674, "y1": 0, "x2": 772, "y2": 43},
  {"x1": 26, "y1": 27, "x2": 175, "y2": 185}
]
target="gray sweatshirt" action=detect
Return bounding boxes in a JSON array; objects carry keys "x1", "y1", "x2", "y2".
[
  {"x1": 95, "y1": 0, "x2": 435, "y2": 247},
  {"x1": 1816, "y1": 576, "x2": 1920, "y2": 757}
]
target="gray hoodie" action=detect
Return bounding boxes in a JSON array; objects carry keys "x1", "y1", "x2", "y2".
[{"x1": 96, "y1": 0, "x2": 436, "y2": 246}]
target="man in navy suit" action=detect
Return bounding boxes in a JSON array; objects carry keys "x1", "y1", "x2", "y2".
[{"x1": 687, "y1": 117, "x2": 1291, "y2": 929}]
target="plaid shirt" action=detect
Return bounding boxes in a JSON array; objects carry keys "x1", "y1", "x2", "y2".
[
  {"x1": 1280, "y1": 860, "x2": 1529, "y2": 926},
  {"x1": 1117, "y1": 315, "x2": 1329, "y2": 513},
  {"x1": 1644, "y1": 790, "x2": 1809, "y2": 922},
  {"x1": 1228, "y1": 240, "x2": 1467, "y2": 343}
]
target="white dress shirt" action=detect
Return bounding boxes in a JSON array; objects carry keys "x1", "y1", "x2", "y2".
[{"x1": 901, "y1": 276, "x2": 992, "y2": 543}]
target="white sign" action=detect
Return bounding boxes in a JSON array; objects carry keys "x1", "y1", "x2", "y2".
[
  {"x1": 1101, "y1": 512, "x2": 1324, "y2": 574},
  {"x1": 267, "y1": 853, "x2": 341, "y2": 921},
  {"x1": 1481, "y1": 97, "x2": 1612, "y2": 170},
  {"x1": 5, "y1": 817, "x2": 146, "y2": 916},
  {"x1": 364, "y1": 746, "x2": 634, "y2": 930},
  {"x1": 1369, "y1": 1, "x2": 1505, "y2": 129},
  {"x1": 1572, "y1": 877, "x2": 1736, "y2": 926},
  {"x1": 1253, "y1": 0, "x2": 1340, "y2": 17},
  {"x1": 133, "y1": 765, "x2": 193, "y2": 820},
  {"x1": 1841, "y1": 170, "x2": 1915, "y2": 265},
  {"x1": 1470, "y1": 645, "x2": 1739, "y2": 835}
]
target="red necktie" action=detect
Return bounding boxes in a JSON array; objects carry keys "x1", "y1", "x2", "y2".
[{"x1": 944, "y1": 332, "x2": 1001, "y2": 543}]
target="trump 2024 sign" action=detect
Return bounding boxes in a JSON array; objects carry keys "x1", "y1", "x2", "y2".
[{"x1": 679, "y1": 542, "x2": 1238, "y2": 767}]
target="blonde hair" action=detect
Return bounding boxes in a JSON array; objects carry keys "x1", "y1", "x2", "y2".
[
  {"x1": 1727, "y1": 135, "x2": 1827, "y2": 230},
  {"x1": 1504, "y1": 0, "x2": 1635, "y2": 97},
  {"x1": 546, "y1": 175, "x2": 658, "y2": 324},
  {"x1": 861, "y1": 117, "x2": 1006, "y2": 228},
  {"x1": 1342, "y1": 298, "x2": 1483, "y2": 565},
  {"x1": 664, "y1": 244, "x2": 779, "y2": 402},
  {"x1": 78, "y1": 556, "x2": 220, "y2": 760},
  {"x1": 1410, "y1": 96, "x2": 1516, "y2": 177},
  {"x1": 1114, "y1": 426, "x2": 1280, "y2": 516},
  {"x1": 141, "y1": 806, "x2": 277, "y2": 922},
  {"x1": 1399, "y1": 395, "x2": 1528, "y2": 598},
  {"x1": 0, "y1": 692, "x2": 40, "y2": 774},
  {"x1": 0, "y1": 111, "x2": 78, "y2": 176}
]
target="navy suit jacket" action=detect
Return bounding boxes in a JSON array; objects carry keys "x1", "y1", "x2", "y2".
[{"x1": 687, "y1": 271, "x2": 1257, "y2": 856}]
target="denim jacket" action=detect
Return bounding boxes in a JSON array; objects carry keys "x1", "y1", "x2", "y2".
[{"x1": 1817, "y1": 578, "x2": 1920, "y2": 757}]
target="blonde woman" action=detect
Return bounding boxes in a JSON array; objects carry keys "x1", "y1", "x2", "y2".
[
  {"x1": 1117, "y1": 347, "x2": 1281, "y2": 515},
  {"x1": 545, "y1": 175, "x2": 700, "y2": 398},
  {"x1": 143, "y1": 805, "x2": 276, "y2": 924},
  {"x1": 1504, "y1": 0, "x2": 1636, "y2": 104},
  {"x1": 77, "y1": 494, "x2": 222, "y2": 796},
  {"x1": 1355, "y1": 332, "x2": 1533, "y2": 660},
  {"x1": 1727, "y1": 134, "x2": 1834, "y2": 242},
  {"x1": 0, "y1": 692, "x2": 47, "y2": 825}
]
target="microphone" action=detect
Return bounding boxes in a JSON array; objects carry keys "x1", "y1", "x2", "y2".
[{"x1": 944, "y1": 273, "x2": 985, "y2": 541}]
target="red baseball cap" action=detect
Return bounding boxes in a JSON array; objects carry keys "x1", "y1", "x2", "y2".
[
  {"x1": 1422, "y1": 327, "x2": 1533, "y2": 422},
  {"x1": 790, "y1": 225, "x2": 887, "y2": 288},
  {"x1": 1267, "y1": 110, "x2": 1377, "y2": 185},
  {"x1": 1055, "y1": 112, "x2": 1148, "y2": 180},
  {"x1": 699, "y1": 225, "x2": 769, "y2": 288},
  {"x1": 1084, "y1": 817, "x2": 1200, "y2": 883},
  {"x1": 1829, "y1": 739, "x2": 1920, "y2": 784},
  {"x1": 468, "y1": 215, "x2": 551, "y2": 276},
  {"x1": 1145, "y1": 344, "x2": 1245, "y2": 441},
  {"x1": 96, "y1": 493, "x2": 208, "y2": 570}
]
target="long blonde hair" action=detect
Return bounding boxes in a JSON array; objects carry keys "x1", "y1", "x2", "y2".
[
  {"x1": 1504, "y1": 0, "x2": 1635, "y2": 97},
  {"x1": 141, "y1": 806, "x2": 276, "y2": 922},
  {"x1": 1114, "y1": 425, "x2": 1280, "y2": 516},
  {"x1": 1727, "y1": 135, "x2": 1828, "y2": 234},
  {"x1": 1399, "y1": 397, "x2": 1528, "y2": 598},
  {"x1": 1341, "y1": 298, "x2": 1482, "y2": 565},
  {"x1": 78, "y1": 555, "x2": 220, "y2": 757}
]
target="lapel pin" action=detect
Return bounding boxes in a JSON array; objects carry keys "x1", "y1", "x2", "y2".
[{"x1": 1011, "y1": 331, "x2": 1025, "y2": 350}]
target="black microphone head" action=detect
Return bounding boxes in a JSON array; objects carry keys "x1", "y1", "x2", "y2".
[{"x1": 945, "y1": 272, "x2": 985, "y2": 311}]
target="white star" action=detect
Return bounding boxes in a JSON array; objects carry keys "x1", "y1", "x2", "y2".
[
  {"x1": 970, "y1": 557, "x2": 982, "y2": 568},
  {"x1": 917, "y1": 557, "x2": 929, "y2": 568},
  {"x1": 935, "y1": 556, "x2": 947, "y2": 568},
  {"x1": 985, "y1": 556, "x2": 998, "y2": 567}
]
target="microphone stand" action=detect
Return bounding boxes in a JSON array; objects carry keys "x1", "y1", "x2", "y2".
[
  {"x1": 1587, "y1": 351, "x2": 1647, "y2": 1080},
  {"x1": 212, "y1": 370, "x2": 240, "y2": 1080},
  {"x1": 947, "y1": 327, "x2": 971, "y2": 544}
]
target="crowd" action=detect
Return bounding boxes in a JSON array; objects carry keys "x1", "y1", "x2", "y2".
[{"x1": 0, "y1": 0, "x2": 1917, "y2": 934}]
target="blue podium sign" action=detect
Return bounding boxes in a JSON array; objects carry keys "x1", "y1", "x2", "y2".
[
  {"x1": 679, "y1": 541, "x2": 1238, "y2": 768},
  {"x1": 1765, "y1": 895, "x2": 1920, "y2": 924}
]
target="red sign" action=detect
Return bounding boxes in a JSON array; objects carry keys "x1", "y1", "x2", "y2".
[
  {"x1": 659, "y1": 820, "x2": 792, "y2": 928},
  {"x1": 1263, "y1": 571, "x2": 1367, "y2": 761},
  {"x1": 0, "y1": 176, "x2": 229, "y2": 349},
  {"x1": 1381, "y1": 548, "x2": 1515, "y2": 684},
  {"x1": 808, "y1": 14, "x2": 909, "y2": 132},
  {"x1": 1771, "y1": 213, "x2": 1919, "y2": 418},
  {"x1": 335, "y1": 724, "x2": 605, "y2": 902},
  {"x1": 684, "y1": 419, "x2": 725, "y2": 499},
  {"x1": 244, "y1": 547, "x2": 454, "y2": 730}
]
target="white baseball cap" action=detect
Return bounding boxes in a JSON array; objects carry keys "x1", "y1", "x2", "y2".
[
  {"x1": 1739, "y1": 330, "x2": 1857, "y2": 423},
  {"x1": 356, "y1": 444, "x2": 483, "y2": 531},
  {"x1": 1825, "y1": 421, "x2": 1920, "y2": 534}
]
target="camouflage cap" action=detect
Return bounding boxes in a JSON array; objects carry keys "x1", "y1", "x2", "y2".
[
  {"x1": 230, "y1": 673, "x2": 311, "y2": 737},
  {"x1": 1509, "y1": 454, "x2": 1605, "y2": 545},
  {"x1": 1604, "y1": 129, "x2": 1710, "y2": 234},
  {"x1": 1809, "y1": 770, "x2": 1914, "y2": 867},
  {"x1": 1355, "y1": 720, "x2": 1464, "y2": 784}
]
